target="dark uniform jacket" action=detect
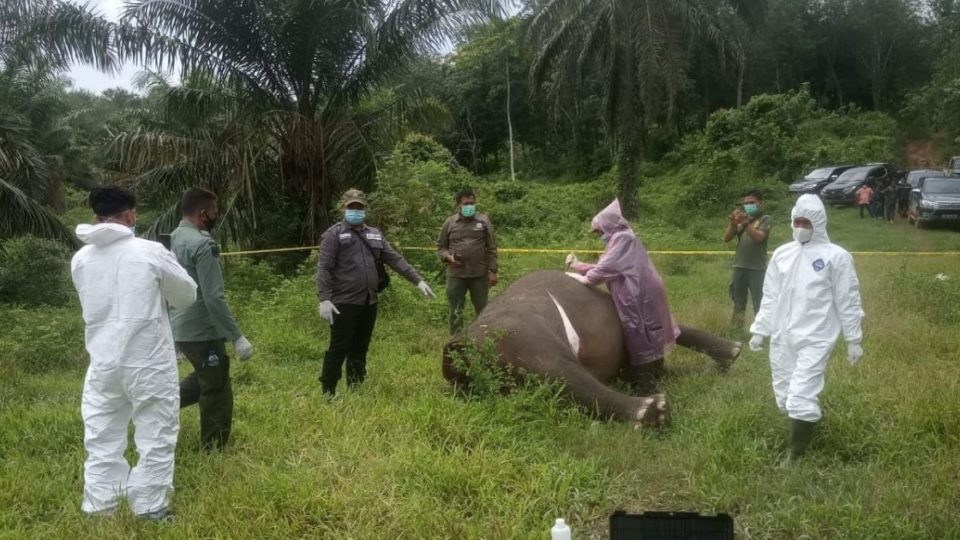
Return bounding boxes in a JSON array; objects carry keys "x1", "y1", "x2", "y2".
[{"x1": 316, "y1": 221, "x2": 422, "y2": 305}]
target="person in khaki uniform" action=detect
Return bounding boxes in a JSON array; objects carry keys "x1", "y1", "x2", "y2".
[
  {"x1": 315, "y1": 189, "x2": 436, "y2": 396},
  {"x1": 169, "y1": 187, "x2": 254, "y2": 451},
  {"x1": 437, "y1": 188, "x2": 499, "y2": 335}
]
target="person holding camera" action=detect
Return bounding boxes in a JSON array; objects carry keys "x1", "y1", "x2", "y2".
[
  {"x1": 437, "y1": 188, "x2": 499, "y2": 335},
  {"x1": 315, "y1": 189, "x2": 436, "y2": 396},
  {"x1": 723, "y1": 190, "x2": 773, "y2": 330}
]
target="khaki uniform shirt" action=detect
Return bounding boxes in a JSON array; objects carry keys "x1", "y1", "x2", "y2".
[
  {"x1": 169, "y1": 220, "x2": 242, "y2": 342},
  {"x1": 315, "y1": 222, "x2": 423, "y2": 306},
  {"x1": 437, "y1": 213, "x2": 498, "y2": 279}
]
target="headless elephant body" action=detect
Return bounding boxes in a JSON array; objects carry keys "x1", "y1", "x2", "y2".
[{"x1": 442, "y1": 270, "x2": 740, "y2": 428}]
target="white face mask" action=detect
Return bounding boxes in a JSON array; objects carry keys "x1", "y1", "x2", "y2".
[{"x1": 793, "y1": 226, "x2": 814, "y2": 244}]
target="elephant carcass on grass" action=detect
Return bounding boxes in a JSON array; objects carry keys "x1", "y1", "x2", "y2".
[{"x1": 442, "y1": 270, "x2": 741, "y2": 429}]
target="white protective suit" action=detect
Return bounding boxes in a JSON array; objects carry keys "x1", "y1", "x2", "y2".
[
  {"x1": 750, "y1": 195, "x2": 863, "y2": 423},
  {"x1": 71, "y1": 223, "x2": 197, "y2": 515}
]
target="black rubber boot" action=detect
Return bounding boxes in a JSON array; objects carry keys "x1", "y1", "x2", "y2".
[
  {"x1": 784, "y1": 418, "x2": 816, "y2": 465},
  {"x1": 623, "y1": 359, "x2": 665, "y2": 395}
]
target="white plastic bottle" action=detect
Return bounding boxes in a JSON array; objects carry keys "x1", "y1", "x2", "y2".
[{"x1": 551, "y1": 518, "x2": 572, "y2": 540}]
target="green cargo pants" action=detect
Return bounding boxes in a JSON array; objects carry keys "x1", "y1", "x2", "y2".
[
  {"x1": 178, "y1": 340, "x2": 233, "y2": 451},
  {"x1": 447, "y1": 276, "x2": 489, "y2": 335},
  {"x1": 730, "y1": 267, "x2": 765, "y2": 330}
]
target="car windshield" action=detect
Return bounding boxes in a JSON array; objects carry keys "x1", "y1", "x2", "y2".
[
  {"x1": 923, "y1": 179, "x2": 960, "y2": 194},
  {"x1": 805, "y1": 168, "x2": 834, "y2": 180},
  {"x1": 908, "y1": 170, "x2": 941, "y2": 187},
  {"x1": 833, "y1": 167, "x2": 871, "y2": 184}
]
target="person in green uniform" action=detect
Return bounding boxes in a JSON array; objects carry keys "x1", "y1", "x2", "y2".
[
  {"x1": 723, "y1": 190, "x2": 773, "y2": 330},
  {"x1": 437, "y1": 188, "x2": 499, "y2": 335},
  {"x1": 169, "y1": 187, "x2": 254, "y2": 451}
]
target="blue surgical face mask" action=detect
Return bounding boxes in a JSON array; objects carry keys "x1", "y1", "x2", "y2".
[
  {"x1": 460, "y1": 204, "x2": 477, "y2": 218},
  {"x1": 345, "y1": 209, "x2": 366, "y2": 225},
  {"x1": 744, "y1": 203, "x2": 759, "y2": 216},
  {"x1": 600, "y1": 233, "x2": 610, "y2": 243}
]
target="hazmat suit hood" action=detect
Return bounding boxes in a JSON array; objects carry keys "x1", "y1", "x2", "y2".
[
  {"x1": 791, "y1": 194, "x2": 830, "y2": 244},
  {"x1": 591, "y1": 199, "x2": 631, "y2": 235},
  {"x1": 76, "y1": 223, "x2": 134, "y2": 246}
]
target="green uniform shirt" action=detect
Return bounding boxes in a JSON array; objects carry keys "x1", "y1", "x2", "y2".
[
  {"x1": 732, "y1": 214, "x2": 772, "y2": 270},
  {"x1": 169, "y1": 220, "x2": 242, "y2": 342},
  {"x1": 437, "y1": 213, "x2": 498, "y2": 279}
]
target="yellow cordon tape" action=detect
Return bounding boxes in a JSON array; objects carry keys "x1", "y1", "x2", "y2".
[{"x1": 218, "y1": 246, "x2": 960, "y2": 258}]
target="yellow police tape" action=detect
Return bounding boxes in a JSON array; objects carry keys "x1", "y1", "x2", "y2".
[{"x1": 219, "y1": 246, "x2": 960, "y2": 257}]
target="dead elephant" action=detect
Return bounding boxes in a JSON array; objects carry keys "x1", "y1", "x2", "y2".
[{"x1": 442, "y1": 270, "x2": 741, "y2": 429}]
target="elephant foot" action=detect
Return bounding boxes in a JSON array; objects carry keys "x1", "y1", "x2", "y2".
[
  {"x1": 715, "y1": 341, "x2": 742, "y2": 373},
  {"x1": 632, "y1": 394, "x2": 670, "y2": 430}
]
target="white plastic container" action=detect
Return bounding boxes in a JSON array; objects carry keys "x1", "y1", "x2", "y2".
[{"x1": 551, "y1": 518, "x2": 571, "y2": 540}]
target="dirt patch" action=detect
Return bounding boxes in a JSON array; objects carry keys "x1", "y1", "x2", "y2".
[{"x1": 904, "y1": 138, "x2": 942, "y2": 168}]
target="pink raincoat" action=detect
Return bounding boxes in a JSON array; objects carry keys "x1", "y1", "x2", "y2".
[{"x1": 571, "y1": 199, "x2": 680, "y2": 365}]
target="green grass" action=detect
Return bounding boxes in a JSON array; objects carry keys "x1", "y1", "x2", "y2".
[{"x1": 2, "y1": 204, "x2": 960, "y2": 538}]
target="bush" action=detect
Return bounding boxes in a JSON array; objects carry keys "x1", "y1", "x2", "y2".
[
  {"x1": 369, "y1": 134, "x2": 474, "y2": 246},
  {"x1": 0, "y1": 236, "x2": 73, "y2": 306}
]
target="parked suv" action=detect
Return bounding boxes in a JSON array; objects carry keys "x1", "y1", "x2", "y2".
[
  {"x1": 907, "y1": 176, "x2": 960, "y2": 229},
  {"x1": 820, "y1": 164, "x2": 896, "y2": 204},
  {"x1": 788, "y1": 165, "x2": 855, "y2": 194}
]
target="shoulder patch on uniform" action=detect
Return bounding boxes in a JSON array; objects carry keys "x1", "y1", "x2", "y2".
[{"x1": 812, "y1": 258, "x2": 825, "y2": 272}]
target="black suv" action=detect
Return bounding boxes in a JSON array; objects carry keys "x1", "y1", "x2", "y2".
[
  {"x1": 907, "y1": 176, "x2": 960, "y2": 228},
  {"x1": 789, "y1": 165, "x2": 855, "y2": 195},
  {"x1": 821, "y1": 164, "x2": 898, "y2": 205}
]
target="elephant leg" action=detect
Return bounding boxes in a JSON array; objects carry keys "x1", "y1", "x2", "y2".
[
  {"x1": 676, "y1": 325, "x2": 742, "y2": 372},
  {"x1": 499, "y1": 332, "x2": 670, "y2": 429}
]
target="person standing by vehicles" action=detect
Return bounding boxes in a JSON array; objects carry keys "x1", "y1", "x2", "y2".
[
  {"x1": 723, "y1": 191, "x2": 772, "y2": 330},
  {"x1": 316, "y1": 189, "x2": 437, "y2": 396},
  {"x1": 749, "y1": 194, "x2": 864, "y2": 465},
  {"x1": 437, "y1": 188, "x2": 499, "y2": 335},
  {"x1": 169, "y1": 187, "x2": 255, "y2": 451},
  {"x1": 71, "y1": 186, "x2": 197, "y2": 522},
  {"x1": 881, "y1": 181, "x2": 898, "y2": 222},
  {"x1": 856, "y1": 184, "x2": 874, "y2": 219}
]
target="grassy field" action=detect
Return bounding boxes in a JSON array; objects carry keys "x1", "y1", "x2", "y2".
[{"x1": 2, "y1": 204, "x2": 960, "y2": 538}]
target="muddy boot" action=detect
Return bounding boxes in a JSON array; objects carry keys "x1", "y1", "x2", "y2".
[{"x1": 781, "y1": 418, "x2": 816, "y2": 466}]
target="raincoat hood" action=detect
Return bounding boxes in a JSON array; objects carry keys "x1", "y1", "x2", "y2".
[
  {"x1": 76, "y1": 223, "x2": 134, "y2": 246},
  {"x1": 591, "y1": 199, "x2": 631, "y2": 235},
  {"x1": 791, "y1": 194, "x2": 830, "y2": 244}
]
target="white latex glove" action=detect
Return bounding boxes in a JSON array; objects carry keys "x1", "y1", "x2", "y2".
[
  {"x1": 565, "y1": 271, "x2": 589, "y2": 285},
  {"x1": 318, "y1": 300, "x2": 339, "y2": 324},
  {"x1": 234, "y1": 336, "x2": 254, "y2": 361},
  {"x1": 417, "y1": 280, "x2": 436, "y2": 299},
  {"x1": 847, "y1": 342, "x2": 863, "y2": 366},
  {"x1": 565, "y1": 253, "x2": 579, "y2": 269},
  {"x1": 749, "y1": 334, "x2": 766, "y2": 352}
]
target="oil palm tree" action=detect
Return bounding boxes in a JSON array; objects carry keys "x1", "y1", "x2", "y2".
[
  {"x1": 528, "y1": 0, "x2": 745, "y2": 218},
  {"x1": 118, "y1": 0, "x2": 503, "y2": 243},
  {"x1": 0, "y1": 0, "x2": 117, "y2": 246}
]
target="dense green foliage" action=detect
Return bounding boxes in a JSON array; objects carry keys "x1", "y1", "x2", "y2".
[{"x1": 0, "y1": 236, "x2": 73, "y2": 307}]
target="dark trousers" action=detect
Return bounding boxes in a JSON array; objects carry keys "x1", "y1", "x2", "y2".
[
  {"x1": 859, "y1": 204, "x2": 873, "y2": 218},
  {"x1": 730, "y1": 267, "x2": 764, "y2": 328},
  {"x1": 320, "y1": 303, "x2": 379, "y2": 395},
  {"x1": 178, "y1": 340, "x2": 233, "y2": 451},
  {"x1": 447, "y1": 276, "x2": 489, "y2": 335},
  {"x1": 884, "y1": 202, "x2": 896, "y2": 221}
]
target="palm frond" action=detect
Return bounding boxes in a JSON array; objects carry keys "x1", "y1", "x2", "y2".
[{"x1": 0, "y1": 177, "x2": 79, "y2": 248}]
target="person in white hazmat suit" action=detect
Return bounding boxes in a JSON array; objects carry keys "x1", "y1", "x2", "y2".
[
  {"x1": 749, "y1": 194, "x2": 864, "y2": 462},
  {"x1": 70, "y1": 186, "x2": 197, "y2": 521}
]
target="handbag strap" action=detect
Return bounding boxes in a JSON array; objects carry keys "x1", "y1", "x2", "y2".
[{"x1": 349, "y1": 227, "x2": 382, "y2": 263}]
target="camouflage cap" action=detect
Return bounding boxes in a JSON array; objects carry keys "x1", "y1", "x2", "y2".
[{"x1": 341, "y1": 188, "x2": 367, "y2": 207}]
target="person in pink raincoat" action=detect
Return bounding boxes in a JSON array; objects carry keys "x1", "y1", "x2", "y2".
[{"x1": 565, "y1": 199, "x2": 682, "y2": 391}]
